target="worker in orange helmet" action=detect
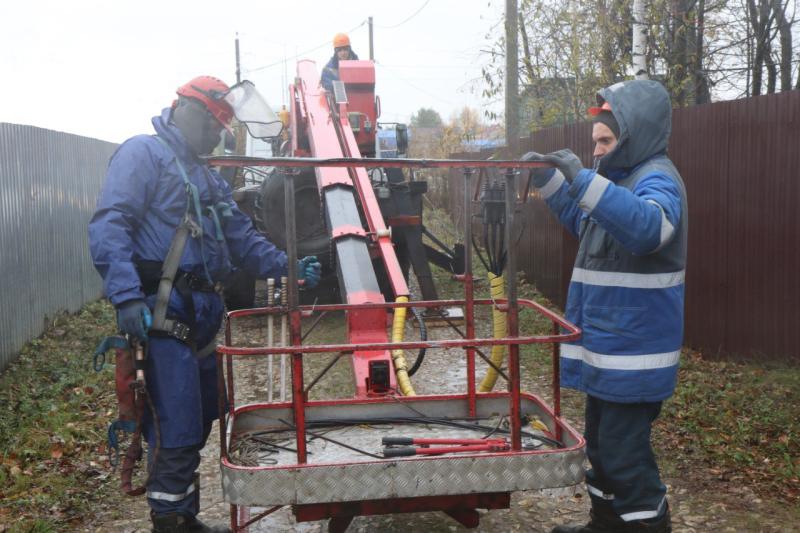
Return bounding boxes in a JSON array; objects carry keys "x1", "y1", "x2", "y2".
[
  {"x1": 89, "y1": 75, "x2": 320, "y2": 533},
  {"x1": 321, "y1": 32, "x2": 360, "y2": 91}
]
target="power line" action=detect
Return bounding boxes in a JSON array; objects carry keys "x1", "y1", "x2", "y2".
[
  {"x1": 375, "y1": 0, "x2": 431, "y2": 29},
  {"x1": 376, "y1": 61, "x2": 456, "y2": 106},
  {"x1": 244, "y1": 20, "x2": 367, "y2": 74},
  {"x1": 378, "y1": 63, "x2": 475, "y2": 69}
]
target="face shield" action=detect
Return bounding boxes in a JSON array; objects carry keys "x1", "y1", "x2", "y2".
[{"x1": 224, "y1": 80, "x2": 284, "y2": 140}]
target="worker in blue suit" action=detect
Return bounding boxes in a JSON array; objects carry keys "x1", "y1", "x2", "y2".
[
  {"x1": 321, "y1": 32, "x2": 360, "y2": 92},
  {"x1": 89, "y1": 75, "x2": 320, "y2": 532},
  {"x1": 525, "y1": 80, "x2": 686, "y2": 533}
]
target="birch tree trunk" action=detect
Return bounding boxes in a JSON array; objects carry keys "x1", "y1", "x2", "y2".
[{"x1": 633, "y1": 0, "x2": 649, "y2": 79}]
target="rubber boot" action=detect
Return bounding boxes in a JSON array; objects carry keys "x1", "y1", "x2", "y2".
[
  {"x1": 151, "y1": 474, "x2": 230, "y2": 533},
  {"x1": 551, "y1": 501, "x2": 626, "y2": 533},
  {"x1": 187, "y1": 473, "x2": 230, "y2": 533},
  {"x1": 551, "y1": 502, "x2": 671, "y2": 533},
  {"x1": 623, "y1": 504, "x2": 672, "y2": 533},
  {"x1": 151, "y1": 512, "x2": 231, "y2": 533}
]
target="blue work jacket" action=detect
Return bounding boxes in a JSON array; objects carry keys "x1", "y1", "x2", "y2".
[
  {"x1": 89, "y1": 108, "x2": 288, "y2": 307},
  {"x1": 535, "y1": 81, "x2": 688, "y2": 403}
]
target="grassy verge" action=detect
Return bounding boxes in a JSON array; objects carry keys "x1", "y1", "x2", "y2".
[
  {"x1": 657, "y1": 350, "x2": 800, "y2": 502},
  {"x1": 0, "y1": 300, "x2": 119, "y2": 531}
]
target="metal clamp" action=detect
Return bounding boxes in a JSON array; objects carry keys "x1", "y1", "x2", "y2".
[{"x1": 160, "y1": 319, "x2": 192, "y2": 343}]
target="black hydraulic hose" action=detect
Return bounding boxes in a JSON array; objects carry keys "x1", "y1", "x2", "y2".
[
  {"x1": 277, "y1": 418, "x2": 384, "y2": 459},
  {"x1": 406, "y1": 307, "x2": 428, "y2": 377},
  {"x1": 472, "y1": 234, "x2": 491, "y2": 273},
  {"x1": 254, "y1": 416, "x2": 564, "y2": 449}
]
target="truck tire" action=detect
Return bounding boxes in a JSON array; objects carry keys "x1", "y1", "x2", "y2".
[
  {"x1": 223, "y1": 269, "x2": 257, "y2": 310},
  {"x1": 255, "y1": 168, "x2": 332, "y2": 269}
]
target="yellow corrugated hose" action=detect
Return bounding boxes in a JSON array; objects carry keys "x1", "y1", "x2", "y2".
[
  {"x1": 391, "y1": 296, "x2": 416, "y2": 396},
  {"x1": 478, "y1": 272, "x2": 507, "y2": 392}
]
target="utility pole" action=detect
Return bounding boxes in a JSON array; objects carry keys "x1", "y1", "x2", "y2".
[
  {"x1": 235, "y1": 32, "x2": 241, "y2": 83},
  {"x1": 233, "y1": 33, "x2": 245, "y2": 164},
  {"x1": 368, "y1": 16, "x2": 374, "y2": 61},
  {"x1": 505, "y1": 0, "x2": 519, "y2": 156}
]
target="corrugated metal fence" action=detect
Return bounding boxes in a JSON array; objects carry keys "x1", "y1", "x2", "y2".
[
  {"x1": 0, "y1": 123, "x2": 117, "y2": 372},
  {"x1": 447, "y1": 90, "x2": 800, "y2": 361}
]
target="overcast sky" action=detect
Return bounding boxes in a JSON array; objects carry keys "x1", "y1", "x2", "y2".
[{"x1": 0, "y1": 0, "x2": 504, "y2": 144}]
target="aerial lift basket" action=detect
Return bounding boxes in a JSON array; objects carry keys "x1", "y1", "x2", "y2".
[{"x1": 212, "y1": 157, "x2": 586, "y2": 532}]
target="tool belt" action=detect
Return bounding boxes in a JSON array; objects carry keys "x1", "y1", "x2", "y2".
[{"x1": 136, "y1": 261, "x2": 217, "y2": 356}]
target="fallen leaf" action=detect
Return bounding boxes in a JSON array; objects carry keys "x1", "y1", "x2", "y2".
[{"x1": 50, "y1": 442, "x2": 64, "y2": 459}]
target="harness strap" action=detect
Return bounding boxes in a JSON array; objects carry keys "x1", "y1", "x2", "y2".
[
  {"x1": 205, "y1": 201, "x2": 233, "y2": 241},
  {"x1": 153, "y1": 135, "x2": 213, "y2": 283},
  {"x1": 151, "y1": 220, "x2": 194, "y2": 333},
  {"x1": 148, "y1": 318, "x2": 215, "y2": 358}
]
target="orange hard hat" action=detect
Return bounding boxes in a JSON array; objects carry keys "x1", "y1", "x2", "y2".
[
  {"x1": 333, "y1": 33, "x2": 350, "y2": 49},
  {"x1": 176, "y1": 75, "x2": 234, "y2": 132},
  {"x1": 588, "y1": 101, "x2": 613, "y2": 117}
]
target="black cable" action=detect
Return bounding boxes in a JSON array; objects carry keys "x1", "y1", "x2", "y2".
[
  {"x1": 406, "y1": 307, "x2": 428, "y2": 377},
  {"x1": 483, "y1": 221, "x2": 493, "y2": 272},
  {"x1": 482, "y1": 415, "x2": 507, "y2": 439},
  {"x1": 253, "y1": 416, "x2": 564, "y2": 449},
  {"x1": 485, "y1": 223, "x2": 497, "y2": 273},
  {"x1": 472, "y1": 234, "x2": 491, "y2": 273},
  {"x1": 245, "y1": 20, "x2": 367, "y2": 74},
  {"x1": 375, "y1": 0, "x2": 431, "y2": 29},
  {"x1": 496, "y1": 223, "x2": 504, "y2": 272},
  {"x1": 277, "y1": 419, "x2": 384, "y2": 459}
]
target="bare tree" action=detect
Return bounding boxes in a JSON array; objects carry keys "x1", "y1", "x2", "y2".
[
  {"x1": 480, "y1": 0, "x2": 799, "y2": 128},
  {"x1": 771, "y1": 0, "x2": 794, "y2": 91}
]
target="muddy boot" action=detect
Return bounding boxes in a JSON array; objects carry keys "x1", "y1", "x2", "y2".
[
  {"x1": 184, "y1": 514, "x2": 231, "y2": 533},
  {"x1": 151, "y1": 512, "x2": 230, "y2": 533},
  {"x1": 552, "y1": 503, "x2": 672, "y2": 533},
  {"x1": 623, "y1": 505, "x2": 672, "y2": 533},
  {"x1": 551, "y1": 502, "x2": 626, "y2": 533}
]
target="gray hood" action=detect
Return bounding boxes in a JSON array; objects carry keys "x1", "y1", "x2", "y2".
[{"x1": 596, "y1": 80, "x2": 671, "y2": 172}]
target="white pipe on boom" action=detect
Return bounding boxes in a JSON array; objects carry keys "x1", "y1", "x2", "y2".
[
  {"x1": 280, "y1": 276, "x2": 288, "y2": 402},
  {"x1": 267, "y1": 278, "x2": 275, "y2": 402}
]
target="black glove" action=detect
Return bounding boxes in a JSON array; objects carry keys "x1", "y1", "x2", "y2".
[
  {"x1": 521, "y1": 151, "x2": 557, "y2": 187},
  {"x1": 116, "y1": 299, "x2": 152, "y2": 341},
  {"x1": 297, "y1": 256, "x2": 322, "y2": 289},
  {"x1": 541, "y1": 149, "x2": 585, "y2": 184}
]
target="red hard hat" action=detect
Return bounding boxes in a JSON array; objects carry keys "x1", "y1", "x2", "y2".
[
  {"x1": 588, "y1": 101, "x2": 613, "y2": 117},
  {"x1": 176, "y1": 75, "x2": 234, "y2": 132}
]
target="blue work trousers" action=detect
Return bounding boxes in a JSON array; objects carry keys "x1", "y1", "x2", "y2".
[
  {"x1": 583, "y1": 395, "x2": 667, "y2": 522},
  {"x1": 146, "y1": 425, "x2": 213, "y2": 516},
  {"x1": 142, "y1": 290, "x2": 223, "y2": 517}
]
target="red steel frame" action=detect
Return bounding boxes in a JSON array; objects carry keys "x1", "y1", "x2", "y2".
[
  {"x1": 217, "y1": 297, "x2": 580, "y2": 532},
  {"x1": 287, "y1": 61, "x2": 408, "y2": 398},
  {"x1": 212, "y1": 157, "x2": 580, "y2": 531}
]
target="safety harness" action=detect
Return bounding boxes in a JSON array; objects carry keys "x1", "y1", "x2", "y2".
[
  {"x1": 93, "y1": 135, "x2": 234, "y2": 496},
  {"x1": 147, "y1": 135, "x2": 232, "y2": 354}
]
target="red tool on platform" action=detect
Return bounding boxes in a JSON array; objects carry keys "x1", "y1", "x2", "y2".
[{"x1": 382, "y1": 437, "x2": 510, "y2": 457}]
